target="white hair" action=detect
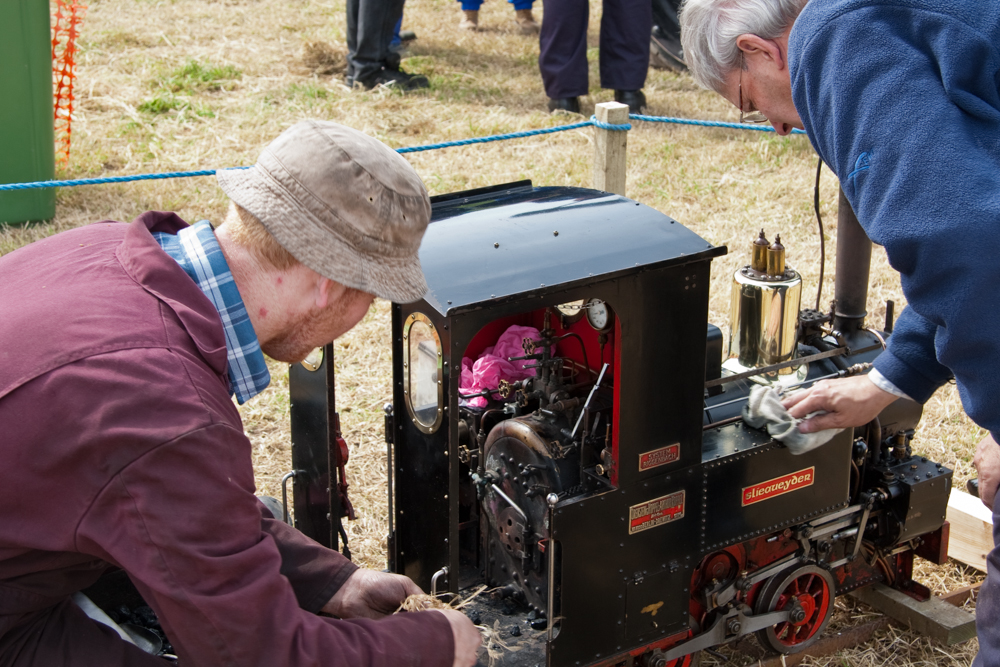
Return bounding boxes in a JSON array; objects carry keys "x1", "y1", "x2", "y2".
[{"x1": 679, "y1": 0, "x2": 808, "y2": 94}]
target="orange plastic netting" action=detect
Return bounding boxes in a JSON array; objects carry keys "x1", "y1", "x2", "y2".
[{"x1": 52, "y1": 0, "x2": 87, "y2": 166}]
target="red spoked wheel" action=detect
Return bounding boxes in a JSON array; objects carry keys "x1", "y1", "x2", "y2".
[{"x1": 754, "y1": 565, "x2": 835, "y2": 654}]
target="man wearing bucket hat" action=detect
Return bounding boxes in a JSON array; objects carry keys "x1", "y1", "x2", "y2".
[{"x1": 0, "y1": 120, "x2": 480, "y2": 667}]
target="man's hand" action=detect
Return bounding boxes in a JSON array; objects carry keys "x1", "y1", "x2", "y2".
[
  {"x1": 781, "y1": 375, "x2": 898, "y2": 434},
  {"x1": 437, "y1": 608, "x2": 481, "y2": 667},
  {"x1": 974, "y1": 434, "x2": 1000, "y2": 510},
  {"x1": 321, "y1": 572, "x2": 481, "y2": 667},
  {"x1": 322, "y1": 568, "x2": 422, "y2": 619}
]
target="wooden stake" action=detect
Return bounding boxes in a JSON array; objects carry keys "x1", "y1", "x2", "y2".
[{"x1": 593, "y1": 102, "x2": 629, "y2": 196}]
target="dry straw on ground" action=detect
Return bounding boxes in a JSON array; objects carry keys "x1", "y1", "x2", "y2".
[{"x1": 0, "y1": 0, "x2": 983, "y2": 663}]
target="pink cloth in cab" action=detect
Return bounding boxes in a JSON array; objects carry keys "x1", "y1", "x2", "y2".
[{"x1": 460, "y1": 325, "x2": 545, "y2": 408}]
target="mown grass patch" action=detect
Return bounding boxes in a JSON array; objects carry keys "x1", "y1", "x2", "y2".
[{"x1": 159, "y1": 59, "x2": 242, "y2": 94}]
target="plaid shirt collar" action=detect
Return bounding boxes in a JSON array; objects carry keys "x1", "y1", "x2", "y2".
[{"x1": 153, "y1": 220, "x2": 271, "y2": 404}]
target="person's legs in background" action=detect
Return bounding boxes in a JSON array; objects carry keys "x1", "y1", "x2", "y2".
[
  {"x1": 347, "y1": 0, "x2": 428, "y2": 90},
  {"x1": 457, "y1": 0, "x2": 482, "y2": 30},
  {"x1": 538, "y1": 0, "x2": 588, "y2": 113},
  {"x1": 345, "y1": 0, "x2": 361, "y2": 84},
  {"x1": 346, "y1": 0, "x2": 403, "y2": 84},
  {"x1": 598, "y1": 0, "x2": 651, "y2": 112},
  {"x1": 650, "y1": 0, "x2": 686, "y2": 72},
  {"x1": 389, "y1": 12, "x2": 418, "y2": 57},
  {"x1": 390, "y1": 15, "x2": 403, "y2": 51},
  {"x1": 509, "y1": 0, "x2": 539, "y2": 34},
  {"x1": 459, "y1": 0, "x2": 538, "y2": 32}
]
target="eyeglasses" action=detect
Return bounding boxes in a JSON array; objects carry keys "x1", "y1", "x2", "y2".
[{"x1": 739, "y1": 52, "x2": 769, "y2": 124}]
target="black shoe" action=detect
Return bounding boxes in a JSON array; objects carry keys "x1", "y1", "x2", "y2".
[
  {"x1": 355, "y1": 67, "x2": 429, "y2": 91},
  {"x1": 385, "y1": 50, "x2": 402, "y2": 71},
  {"x1": 399, "y1": 29, "x2": 417, "y2": 43},
  {"x1": 614, "y1": 89, "x2": 646, "y2": 114},
  {"x1": 547, "y1": 97, "x2": 580, "y2": 114},
  {"x1": 650, "y1": 26, "x2": 687, "y2": 73}
]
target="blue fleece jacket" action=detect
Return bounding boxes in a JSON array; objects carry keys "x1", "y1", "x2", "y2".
[{"x1": 788, "y1": 0, "x2": 1000, "y2": 434}]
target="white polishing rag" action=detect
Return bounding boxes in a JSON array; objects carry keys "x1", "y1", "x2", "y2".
[{"x1": 742, "y1": 385, "x2": 843, "y2": 454}]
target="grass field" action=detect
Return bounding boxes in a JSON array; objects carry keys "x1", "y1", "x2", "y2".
[{"x1": 0, "y1": 0, "x2": 985, "y2": 663}]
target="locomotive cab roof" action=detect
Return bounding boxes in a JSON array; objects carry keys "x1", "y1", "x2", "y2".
[{"x1": 419, "y1": 181, "x2": 727, "y2": 314}]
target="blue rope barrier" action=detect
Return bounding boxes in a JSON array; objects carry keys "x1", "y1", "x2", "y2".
[
  {"x1": 0, "y1": 114, "x2": 800, "y2": 192},
  {"x1": 630, "y1": 113, "x2": 807, "y2": 135},
  {"x1": 396, "y1": 117, "x2": 628, "y2": 154},
  {"x1": 0, "y1": 167, "x2": 251, "y2": 192},
  {"x1": 395, "y1": 119, "x2": 599, "y2": 154},
  {"x1": 589, "y1": 115, "x2": 631, "y2": 131}
]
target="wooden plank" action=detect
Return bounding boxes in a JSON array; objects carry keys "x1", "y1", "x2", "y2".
[
  {"x1": 946, "y1": 489, "x2": 994, "y2": 572},
  {"x1": 748, "y1": 618, "x2": 890, "y2": 667},
  {"x1": 940, "y1": 582, "x2": 982, "y2": 607},
  {"x1": 849, "y1": 583, "x2": 977, "y2": 645},
  {"x1": 592, "y1": 102, "x2": 629, "y2": 196}
]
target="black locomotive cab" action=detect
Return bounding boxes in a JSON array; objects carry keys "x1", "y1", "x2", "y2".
[{"x1": 289, "y1": 180, "x2": 953, "y2": 667}]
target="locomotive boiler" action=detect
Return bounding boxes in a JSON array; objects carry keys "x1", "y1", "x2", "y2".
[{"x1": 288, "y1": 181, "x2": 952, "y2": 667}]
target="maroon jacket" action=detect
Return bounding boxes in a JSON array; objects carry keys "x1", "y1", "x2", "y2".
[{"x1": 0, "y1": 213, "x2": 453, "y2": 666}]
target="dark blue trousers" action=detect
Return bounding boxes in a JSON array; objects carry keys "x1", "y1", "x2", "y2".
[
  {"x1": 973, "y1": 496, "x2": 1000, "y2": 667},
  {"x1": 538, "y1": 0, "x2": 651, "y2": 99}
]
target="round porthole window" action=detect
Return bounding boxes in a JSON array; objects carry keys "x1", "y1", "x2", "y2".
[{"x1": 403, "y1": 313, "x2": 443, "y2": 434}]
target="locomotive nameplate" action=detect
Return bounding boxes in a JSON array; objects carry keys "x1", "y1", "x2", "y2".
[
  {"x1": 638, "y1": 443, "x2": 681, "y2": 471},
  {"x1": 629, "y1": 491, "x2": 685, "y2": 534},
  {"x1": 742, "y1": 467, "x2": 815, "y2": 506}
]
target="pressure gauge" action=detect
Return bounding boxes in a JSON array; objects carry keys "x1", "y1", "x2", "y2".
[
  {"x1": 585, "y1": 298, "x2": 614, "y2": 332},
  {"x1": 555, "y1": 299, "x2": 586, "y2": 324}
]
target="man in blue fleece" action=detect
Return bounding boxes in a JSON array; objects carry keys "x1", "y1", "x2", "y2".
[{"x1": 679, "y1": 0, "x2": 1000, "y2": 661}]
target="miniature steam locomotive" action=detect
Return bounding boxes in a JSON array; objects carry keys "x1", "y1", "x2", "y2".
[{"x1": 288, "y1": 181, "x2": 952, "y2": 667}]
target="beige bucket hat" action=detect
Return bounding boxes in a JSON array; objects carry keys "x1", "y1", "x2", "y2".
[{"x1": 217, "y1": 120, "x2": 430, "y2": 303}]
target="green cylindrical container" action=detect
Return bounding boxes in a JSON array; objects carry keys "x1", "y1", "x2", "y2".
[{"x1": 0, "y1": 0, "x2": 56, "y2": 225}]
